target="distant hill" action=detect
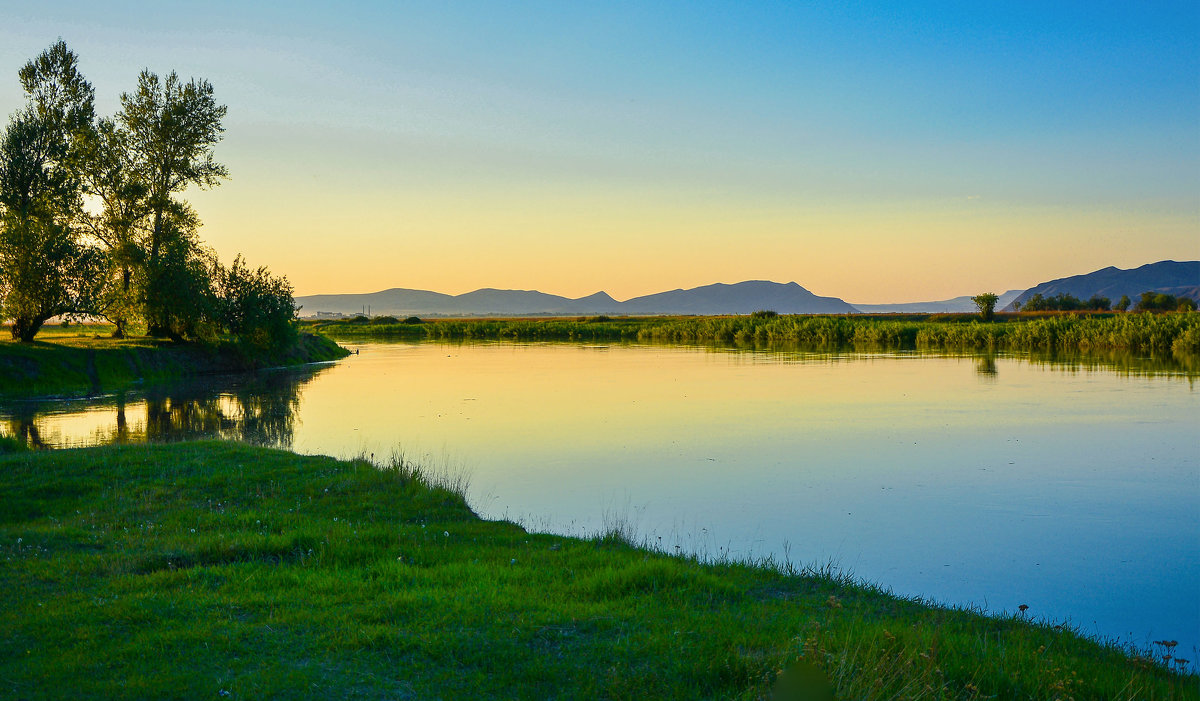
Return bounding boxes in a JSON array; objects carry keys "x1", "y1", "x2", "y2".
[
  {"x1": 296, "y1": 280, "x2": 857, "y2": 317},
  {"x1": 619, "y1": 281, "x2": 857, "y2": 315},
  {"x1": 1004, "y1": 261, "x2": 1200, "y2": 311},
  {"x1": 853, "y1": 289, "x2": 1024, "y2": 314}
]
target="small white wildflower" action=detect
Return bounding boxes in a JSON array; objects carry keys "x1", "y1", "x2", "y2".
[
  {"x1": 443, "y1": 531, "x2": 449, "y2": 537},
  {"x1": 510, "y1": 559, "x2": 517, "y2": 565},
  {"x1": 334, "y1": 518, "x2": 338, "y2": 522},
  {"x1": 190, "y1": 528, "x2": 196, "y2": 533},
  {"x1": 16, "y1": 538, "x2": 21, "y2": 545}
]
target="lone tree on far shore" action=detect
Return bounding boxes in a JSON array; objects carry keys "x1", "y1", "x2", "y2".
[{"x1": 972, "y1": 292, "x2": 999, "y2": 321}]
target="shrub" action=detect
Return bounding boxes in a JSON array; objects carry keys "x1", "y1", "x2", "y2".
[
  {"x1": 371, "y1": 315, "x2": 399, "y2": 325},
  {"x1": 213, "y1": 255, "x2": 297, "y2": 353}
]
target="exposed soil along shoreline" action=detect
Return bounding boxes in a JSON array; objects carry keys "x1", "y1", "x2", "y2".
[
  {"x1": 0, "y1": 332, "x2": 350, "y2": 398},
  {"x1": 0, "y1": 441, "x2": 1194, "y2": 699}
]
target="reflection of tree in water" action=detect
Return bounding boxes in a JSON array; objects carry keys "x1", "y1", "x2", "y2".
[
  {"x1": 2, "y1": 364, "x2": 326, "y2": 449},
  {"x1": 4, "y1": 403, "x2": 50, "y2": 450},
  {"x1": 142, "y1": 368, "x2": 315, "y2": 447},
  {"x1": 975, "y1": 354, "x2": 998, "y2": 378}
]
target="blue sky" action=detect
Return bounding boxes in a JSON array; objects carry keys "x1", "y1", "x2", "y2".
[{"x1": 2, "y1": 1, "x2": 1196, "y2": 299}]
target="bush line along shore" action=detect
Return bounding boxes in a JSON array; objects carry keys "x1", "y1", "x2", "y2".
[
  {"x1": 314, "y1": 312, "x2": 1200, "y2": 355},
  {"x1": 0, "y1": 441, "x2": 1195, "y2": 700}
]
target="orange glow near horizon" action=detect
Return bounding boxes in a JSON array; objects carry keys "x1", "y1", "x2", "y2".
[{"x1": 192, "y1": 176, "x2": 1196, "y2": 303}]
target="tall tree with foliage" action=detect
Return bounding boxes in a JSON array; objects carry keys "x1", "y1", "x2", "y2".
[
  {"x1": 116, "y1": 70, "x2": 227, "y2": 337},
  {"x1": 971, "y1": 292, "x2": 999, "y2": 322},
  {"x1": 79, "y1": 117, "x2": 151, "y2": 337},
  {"x1": 0, "y1": 41, "x2": 100, "y2": 341}
]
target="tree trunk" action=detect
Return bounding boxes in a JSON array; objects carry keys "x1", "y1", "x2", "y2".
[
  {"x1": 111, "y1": 265, "x2": 131, "y2": 338},
  {"x1": 11, "y1": 315, "x2": 49, "y2": 342}
]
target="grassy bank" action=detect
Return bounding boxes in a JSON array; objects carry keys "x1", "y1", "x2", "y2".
[
  {"x1": 310, "y1": 312, "x2": 1200, "y2": 355},
  {"x1": 0, "y1": 442, "x2": 1193, "y2": 699},
  {"x1": 0, "y1": 328, "x2": 350, "y2": 397}
]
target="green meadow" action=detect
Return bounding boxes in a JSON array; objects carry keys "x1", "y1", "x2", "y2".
[{"x1": 1, "y1": 441, "x2": 1195, "y2": 700}]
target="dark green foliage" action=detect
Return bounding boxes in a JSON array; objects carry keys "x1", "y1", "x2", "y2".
[
  {"x1": 1135, "y1": 291, "x2": 1196, "y2": 312},
  {"x1": 1116, "y1": 294, "x2": 1131, "y2": 312},
  {"x1": 1023, "y1": 292, "x2": 1086, "y2": 311},
  {"x1": 213, "y1": 255, "x2": 297, "y2": 353},
  {"x1": 1021, "y1": 293, "x2": 1111, "y2": 312},
  {"x1": 1, "y1": 43, "x2": 298, "y2": 353},
  {"x1": 970, "y1": 293, "x2": 999, "y2": 321},
  {"x1": 0, "y1": 42, "x2": 100, "y2": 341},
  {"x1": 0, "y1": 216, "x2": 104, "y2": 341},
  {"x1": 141, "y1": 218, "x2": 218, "y2": 342},
  {"x1": 116, "y1": 68, "x2": 226, "y2": 337},
  {"x1": 370, "y1": 315, "x2": 399, "y2": 324},
  {"x1": 403, "y1": 315, "x2": 423, "y2": 324},
  {"x1": 750, "y1": 309, "x2": 778, "y2": 319},
  {"x1": 313, "y1": 312, "x2": 1200, "y2": 356}
]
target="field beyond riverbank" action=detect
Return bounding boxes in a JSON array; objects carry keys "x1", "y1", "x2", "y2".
[
  {"x1": 0, "y1": 326, "x2": 349, "y2": 397},
  {"x1": 309, "y1": 311, "x2": 1200, "y2": 356},
  {"x1": 0, "y1": 442, "x2": 1193, "y2": 699}
]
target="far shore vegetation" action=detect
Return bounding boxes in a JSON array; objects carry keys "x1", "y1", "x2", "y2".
[
  {"x1": 1, "y1": 441, "x2": 1195, "y2": 700},
  {"x1": 309, "y1": 309, "x2": 1200, "y2": 357}
]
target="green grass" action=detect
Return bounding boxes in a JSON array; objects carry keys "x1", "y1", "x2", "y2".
[
  {"x1": 0, "y1": 442, "x2": 1193, "y2": 699},
  {"x1": 309, "y1": 312, "x2": 1200, "y2": 356},
  {"x1": 0, "y1": 328, "x2": 350, "y2": 397}
]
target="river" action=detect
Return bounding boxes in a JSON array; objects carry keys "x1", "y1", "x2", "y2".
[{"x1": 4, "y1": 340, "x2": 1197, "y2": 655}]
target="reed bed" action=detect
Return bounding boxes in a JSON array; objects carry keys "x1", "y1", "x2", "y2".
[{"x1": 314, "y1": 312, "x2": 1200, "y2": 355}]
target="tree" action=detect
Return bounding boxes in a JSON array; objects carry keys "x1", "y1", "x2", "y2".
[
  {"x1": 141, "y1": 203, "x2": 218, "y2": 342},
  {"x1": 116, "y1": 70, "x2": 227, "y2": 337},
  {"x1": 1116, "y1": 295, "x2": 1131, "y2": 312},
  {"x1": 971, "y1": 292, "x2": 999, "y2": 321},
  {"x1": 214, "y1": 255, "x2": 298, "y2": 353},
  {"x1": 79, "y1": 117, "x2": 151, "y2": 337},
  {"x1": 0, "y1": 41, "x2": 99, "y2": 341}
]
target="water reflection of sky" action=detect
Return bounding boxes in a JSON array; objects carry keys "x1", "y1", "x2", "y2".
[{"x1": 3, "y1": 342, "x2": 1197, "y2": 655}]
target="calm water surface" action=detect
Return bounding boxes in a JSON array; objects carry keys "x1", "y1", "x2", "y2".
[{"x1": 4, "y1": 341, "x2": 1198, "y2": 654}]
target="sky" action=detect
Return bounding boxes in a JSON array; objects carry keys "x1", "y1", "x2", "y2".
[{"x1": 1, "y1": 1, "x2": 1197, "y2": 302}]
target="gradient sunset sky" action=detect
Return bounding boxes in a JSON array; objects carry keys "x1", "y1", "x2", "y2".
[{"x1": 2, "y1": 1, "x2": 1196, "y2": 302}]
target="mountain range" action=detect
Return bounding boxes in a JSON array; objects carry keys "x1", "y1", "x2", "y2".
[
  {"x1": 297, "y1": 281, "x2": 856, "y2": 317},
  {"x1": 1003, "y1": 260, "x2": 1199, "y2": 311},
  {"x1": 296, "y1": 260, "x2": 1198, "y2": 318}
]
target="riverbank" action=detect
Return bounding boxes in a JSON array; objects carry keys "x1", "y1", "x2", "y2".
[
  {"x1": 0, "y1": 329, "x2": 350, "y2": 397},
  {"x1": 310, "y1": 311, "x2": 1200, "y2": 355},
  {"x1": 0, "y1": 442, "x2": 1192, "y2": 699}
]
